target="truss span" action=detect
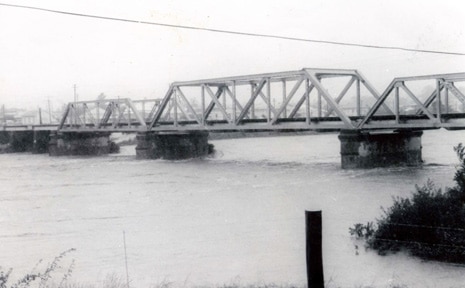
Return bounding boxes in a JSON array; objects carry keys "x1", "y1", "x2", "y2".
[{"x1": 54, "y1": 68, "x2": 465, "y2": 133}]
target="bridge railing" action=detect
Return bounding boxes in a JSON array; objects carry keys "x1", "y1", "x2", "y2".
[
  {"x1": 147, "y1": 68, "x2": 392, "y2": 132},
  {"x1": 359, "y1": 72, "x2": 465, "y2": 130}
]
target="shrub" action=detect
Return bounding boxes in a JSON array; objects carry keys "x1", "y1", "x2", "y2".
[
  {"x1": 350, "y1": 143, "x2": 465, "y2": 263},
  {"x1": 0, "y1": 249, "x2": 75, "y2": 288}
]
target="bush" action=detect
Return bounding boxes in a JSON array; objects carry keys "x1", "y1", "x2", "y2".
[
  {"x1": 0, "y1": 249, "x2": 75, "y2": 288},
  {"x1": 350, "y1": 143, "x2": 465, "y2": 263}
]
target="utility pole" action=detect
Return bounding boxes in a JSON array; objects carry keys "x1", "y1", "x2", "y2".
[
  {"x1": 73, "y1": 84, "x2": 78, "y2": 125},
  {"x1": 48, "y1": 98, "x2": 52, "y2": 123},
  {"x1": 1, "y1": 104, "x2": 5, "y2": 125},
  {"x1": 73, "y1": 84, "x2": 78, "y2": 103}
]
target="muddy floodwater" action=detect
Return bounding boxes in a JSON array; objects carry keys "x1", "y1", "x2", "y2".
[{"x1": 1, "y1": 129, "x2": 464, "y2": 287}]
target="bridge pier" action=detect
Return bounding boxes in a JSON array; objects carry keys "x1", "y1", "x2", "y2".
[
  {"x1": 136, "y1": 131, "x2": 213, "y2": 160},
  {"x1": 49, "y1": 132, "x2": 117, "y2": 156},
  {"x1": 0, "y1": 131, "x2": 34, "y2": 153},
  {"x1": 32, "y1": 131, "x2": 51, "y2": 154},
  {"x1": 338, "y1": 130, "x2": 423, "y2": 169}
]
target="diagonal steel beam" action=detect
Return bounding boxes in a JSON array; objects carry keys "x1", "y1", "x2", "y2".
[
  {"x1": 236, "y1": 79, "x2": 267, "y2": 125},
  {"x1": 289, "y1": 88, "x2": 314, "y2": 119},
  {"x1": 258, "y1": 90, "x2": 278, "y2": 118},
  {"x1": 58, "y1": 104, "x2": 71, "y2": 129},
  {"x1": 400, "y1": 83, "x2": 437, "y2": 121},
  {"x1": 358, "y1": 80, "x2": 397, "y2": 128},
  {"x1": 205, "y1": 85, "x2": 230, "y2": 121},
  {"x1": 83, "y1": 103, "x2": 98, "y2": 127},
  {"x1": 355, "y1": 71, "x2": 394, "y2": 115},
  {"x1": 162, "y1": 100, "x2": 174, "y2": 121},
  {"x1": 306, "y1": 72, "x2": 355, "y2": 128},
  {"x1": 324, "y1": 76, "x2": 356, "y2": 117},
  {"x1": 203, "y1": 85, "x2": 225, "y2": 121},
  {"x1": 149, "y1": 86, "x2": 175, "y2": 129},
  {"x1": 174, "y1": 93, "x2": 191, "y2": 122},
  {"x1": 224, "y1": 86, "x2": 245, "y2": 115},
  {"x1": 112, "y1": 104, "x2": 127, "y2": 128},
  {"x1": 272, "y1": 77, "x2": 305, "y2": 123},
  {"x1": 176, "y1": 87, "x2": 203, "y2": 125},
  {"x1": 125, "y1": 99, "x2": 147, "y2": 127},
  {"x1": 415, "y1": 83, "x2": 445, "y2": 115},
  {"x1": 448, "y1": 82, "x2": 465, "y2": 105}
]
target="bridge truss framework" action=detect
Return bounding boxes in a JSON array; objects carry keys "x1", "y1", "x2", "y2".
[{"x1": 3, "y1": 68, "x2": 465, "y2": 133}]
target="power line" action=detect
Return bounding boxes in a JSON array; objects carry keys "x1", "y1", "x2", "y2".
[{"x1": 1, "y1": 2, "x2": 465, "y2": 57}]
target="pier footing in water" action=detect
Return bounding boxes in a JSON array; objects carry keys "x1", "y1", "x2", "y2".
[
  {"x1": 338, "y1": 130, "x2": 423, "y2": 169},
  {"x1": 136, "y1": 131, "x2": 213, "y2": 160},
  {"x1": 49, "y1": 132, "x2": 117, "y2": 156}
]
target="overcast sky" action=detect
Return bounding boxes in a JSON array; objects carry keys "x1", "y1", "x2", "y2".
[{"x1": 0, "y1": 0, "x2": 464, "y2": 110}]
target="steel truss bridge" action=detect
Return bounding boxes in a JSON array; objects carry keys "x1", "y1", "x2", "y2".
[{"x1": 3, "y1": 68, "x2": 465, "y2": 133}]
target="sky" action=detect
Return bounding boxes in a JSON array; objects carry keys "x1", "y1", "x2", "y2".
[{"x1": 0, "y1": 0, "x2": 464, "y2": 110}]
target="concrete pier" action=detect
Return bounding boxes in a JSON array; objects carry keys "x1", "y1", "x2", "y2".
[
  {"x1": 32, "y1": 131, "x2": 51, "y2": 154},
  {"x1": 338, "y1": 130, "x2": 423, "y2": 169},
  {"x1": 136, "y1": 131, "x2": 213, "y2": 160},
  {"x1": 0, "y1": 131, "x2": 34, "y2": 153},
  {"x1": 49, "y1": 132, "x2": 117, "y2": 156}
]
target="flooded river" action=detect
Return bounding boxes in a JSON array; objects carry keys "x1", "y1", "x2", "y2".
[{"x1": 0, "y1": 129, "x2": 464, "y2": 287}]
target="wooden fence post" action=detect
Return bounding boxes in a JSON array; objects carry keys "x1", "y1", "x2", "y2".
[{"x1": 306, "y1": 210, "x2": 324, "y2": 288}]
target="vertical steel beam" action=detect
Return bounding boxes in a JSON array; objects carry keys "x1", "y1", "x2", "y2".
[
  {"x1": 82, "y1": 104, "x2": 86, "y2": 127},
  {"x1": 436, "y1": 79, "x2": 442, "y2": 119},
  {"x1": 232, "y1": 81, "x2": 236, "y2": 123},
  {"x1": 395, "y1": 85, "x2": 400, "y2": 124},
  {"x1": 96, "y1": 102, "x2": 100, "y2": 125},
  {"x1": 223, "y1": 85, "x2": 227, "y2": 120},
  {"x1": 282, "y1": 80, "x2": 287, "y2": 118},
  {"x1": 112, "y1": 102, "x2": 116, "y2": 126},
  {"x1": 356, "y1": 78, "x2": 361, "y2": 116},
  {"x1": 267, "y1": 78, "x2": 271, "y2": 123},
  {"x1": 445, "y1": 84, "x2": 449, "y2": 114},
  {"x1": 305, "y1": 78, "x2": 311, "y2": 125},
  {"x1": 142, "y1": 101, "x2": 146, "y2": 121},
  {"x1": 250, "y1": 83, "x2": 256, "y2": 119},
  {"x1": 201, "y1": 84, "x2": 206, "y2": 125},
  {"x1": 128, "y1": 103, "x2": 132, "y2": 128},
  {"x1": 317, "y1": 77, "x2": 322, "y2": 118},
  {"x1": 173, "y1": 89, "x2": 178, "y2": 127}
]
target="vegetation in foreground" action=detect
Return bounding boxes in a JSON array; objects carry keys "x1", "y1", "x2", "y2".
[{"x1": 351, "y1": 143, "x2": 465, "y2": 263}]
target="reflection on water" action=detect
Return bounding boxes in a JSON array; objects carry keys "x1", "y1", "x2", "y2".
[{"x1": 0, "y1": 129, "x2": 464, "y2": 287}]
